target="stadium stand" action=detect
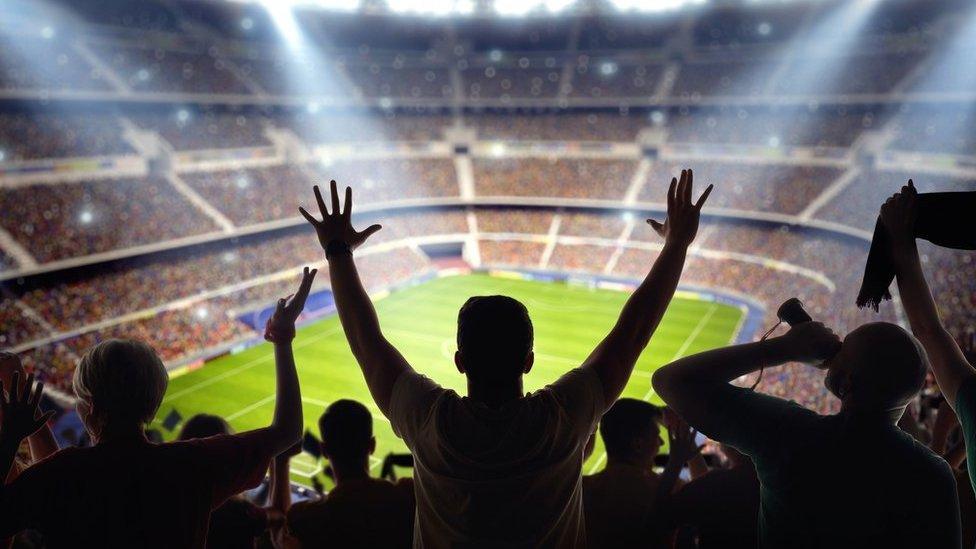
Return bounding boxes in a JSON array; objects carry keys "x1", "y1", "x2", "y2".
[
  {"x1": 0, "y1": 113, "x2": 133, "y2": 160},
  {"x1": 0, "y1": 3, "x2": 974, "y2": 525},
  {"x1": 473, "y1": 159, "x2": 635, "y2": 199},
  {"x1": 0, "y1": 178, "x2": 219, "y2": 262}
]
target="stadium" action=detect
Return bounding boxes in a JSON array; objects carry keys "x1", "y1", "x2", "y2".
[{"x1": 0, "y1": 0, "x2": 975, "y2": 545}]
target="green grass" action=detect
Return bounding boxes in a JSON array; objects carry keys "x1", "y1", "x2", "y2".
[{"x1": 155, "y1": 273, "x2": 743, "y2": 485}]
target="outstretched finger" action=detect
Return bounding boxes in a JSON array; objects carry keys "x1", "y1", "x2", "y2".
[
  {"x1": 314, "y1": 185, "x2": 328, "y2": 217},
  {"x1": 330, "y1": 180, "x2": 341, "y2": 216},
  {"x1": 361, "y1": 224, "x2": 382, "y2": 241},
  {"x1": 683, "y1": 169, "x2": 693, "y2": 205},
  {"x1": 10, "y1": 371, "x2": 21, "y2": 404},
  {"x1": 694, "y1": 184, "x2": 714, "y2": 210},
  {"x1": 647, "y1": 219, "x2": 665, "y2": 236},
  {"x1": 29, "y1": 379, "x2": 44, "y2": 407},
  {"x1": 667, "y1": 177, "x2": 677, "y2": 210},
  {"x1": 676, "y1": 170, "x2": 687, "y2": 207},
  {"x1": 293, "y1": 267, "x2": 318, "y2": 308},
  {"x1": 299, "y1": 207, "x2": 319, "y2": 226},
  {"x1": 343, "y1": 186, "x2": 352, "y2": 219}
]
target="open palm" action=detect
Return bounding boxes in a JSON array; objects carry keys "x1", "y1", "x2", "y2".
[{"x1": 300, "y1": 180, "x2": 381, "y2": 252}]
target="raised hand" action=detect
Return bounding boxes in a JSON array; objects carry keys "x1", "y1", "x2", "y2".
[
  {"x1": 647, "y1": 169, "x2": 713, "y2": 248},
  {"x1": 666, "y1": 413, "x2": 701, "y2": 465},
  {"x1": 0, "y1": 372, "x2": 55, "y2": 445},
  {"x1": 0, "y1": 351, "x2": 24, "y2": 388},
  {"x1": 880, "y1": 179, "x2": 918, "y2": 249},
  {"x1": 776, "y1": 321, "x2": 842, "y2": 366},
  {"x1": 299, "y1": 180, "x2": 382, "y2": 253},
  {"x1": 265, "y1": 267, "x2": 317, "y2": 343}
]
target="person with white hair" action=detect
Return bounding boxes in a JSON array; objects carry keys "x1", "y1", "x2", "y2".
[{"x1": 0, "y1": 267, "x2": 316, "y2": 548}]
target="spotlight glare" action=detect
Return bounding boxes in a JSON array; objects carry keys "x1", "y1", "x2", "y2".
[
  {"x1": 40, "y1": 26, "x2": 55, "y2": 39},
  {"x1": 79, "y1": 210, "x2": 93, "y2": 224},
  {"x1": 195, "y1": 307, "x2": 209, "y2": 320},
  {"x1": 758, "y1": 22, "x2": 772, "y2": 36},
  {"x1": 387, "y1": 0, "x2": 475, "y2": 16},
  {"x1": 609, "y1": 0, "x2": 706, "y2": 12},
  {"x1": 622, "y1": 212, "x2": 635, "y2": 222},
  {"x1": 261, "y1": 0, "x2": 304, "y2": 48},
  {"x1": 240, "y1": 17, "x2": 254, "y2": 30},
  {"x1": 494, "y1": 0, "x2": 577, "y2": 16},
  {"x1": 600, "y1": 61, "x2": 618, "y2": 76},
  {"x1": 177, "y1": 109, "x2": 190, "y2": 123}
]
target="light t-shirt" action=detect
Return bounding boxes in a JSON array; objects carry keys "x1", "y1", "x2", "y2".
[{"x1": 389, "y1": 367, "x2": 606, "y2": 549}]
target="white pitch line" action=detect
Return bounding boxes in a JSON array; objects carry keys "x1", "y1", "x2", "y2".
[
  {"x1": 162, "y1": 326, "x2": 343, "y2": 404},
  {"x1": 161, "y1": 287, "x2": 428, "y2": 406},
  {"x1": 589, "y1": 304, "x2": 720, "y2": 475},
  {"x1": 226, "y1": 394, "x2": 276, "y2": 421}
]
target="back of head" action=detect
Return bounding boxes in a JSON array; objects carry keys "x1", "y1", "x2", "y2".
[
  {"x1": 319, "y1": 399, "x2": 373, "y2": 464},
  {"x1": 73, "y1": 339, "x2": 168, "y2": 434},
  {"x1": 177, "y1": 414, "x2": 232, "y2": 440},
  {"x1": 827, "y1": 322, "x2": 928, "y2": 411},
  {"x1": 599, "y1": 398, "x2": 663, "y2": 463},
  {"x1": 457, "y1": 295, "x2": 533, "y2": 382}
]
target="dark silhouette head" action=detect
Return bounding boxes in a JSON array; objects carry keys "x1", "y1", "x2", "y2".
[
  {"x1": 73, "y1": 339, "x2": 168, "y2": 441},
  {"x1": 600, "y1": 398, "x2": 664, "y2": 468},
  {"x1": 823, "y1": 322, "x2": 928, "y2": 415},
  {"x1": 318, "y1": 399, "x2": 375, "y2": 467},
  {"x1": 455, "y1": 295, "x2": 534, "y2": 385},
  {"x1": 177, "y1": 414, "x2": 232, "y2": 440}
]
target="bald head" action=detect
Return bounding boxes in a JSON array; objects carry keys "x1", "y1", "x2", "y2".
[{"x1": 825, "y1": 322, "x2": 928, "y2": 410}]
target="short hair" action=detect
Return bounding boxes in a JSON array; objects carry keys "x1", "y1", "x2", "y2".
[
  {"x1": 600, "y1": 398, "x2": 663, "y2": 460},
  {"x1": 457, "y1": 295, "x2": 533, "y2": 381},
  {"x1": 319, "y1": 399, "x2": 373, "y2": 463},
  {"x1": 177, "y1": 414, "x2": 232, "y2": 441},
  {"x1": 845, "y1": 322, "x2": 928, "y2": 406},
  {"x1": 73, "y1": 339, "x2": 168, "y2": 431}
]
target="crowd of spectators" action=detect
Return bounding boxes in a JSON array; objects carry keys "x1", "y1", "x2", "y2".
[
  {"x1": 316, "y1": 159, "x2": 459, "y2": 204},
  {"x1": 567, "y1": 60, "x2": 665, "y2": 99},
  {"x1": 0, "y1": 250, "x2": 17, "y2": 272},
  {"x1": 181, "y1": 165, "x2": 315, "y2": 226},
  {"x1": 815, "y1": 170, "x2": 976, "y2": 231},
  {"x1": 0, "y1": 35, "x2": 112, "y2": 92},
  {"x1": 134, "y1": 110, "x2": 272, "y2": 151},
  {"x1": 889, "y1": 106, "x2": 976, "y2": 157},
  {"x1": 0, "y1": 177, "x2": 219, "y2": 262},
  {"x1": 478, "y1": 239, "x2": 546, "y2": 268},
  {"x1": 90, "y1": 43, "x2": 250, "y2": 95},
  {"x1": 473, "y1": 158, "x2": 635, "y2": 199},
  {"x1": 664, "y1": 106, "x2": 883, "y2": 148},
  {"x1": 343, "y1": 64, "x2": 455, "y2": 99},
  {"x1": 461, "y1": 64, "x2": 562, "y2": 99},
  {"x1": 0, "y1": 299, "x2": 45, "y2": 349},
  {"x1": 475, "y1": 207, "x2": 553, "y2": 234},
  {"x1": 11, "y1": 239, "x2": 432, "y2": 392},
  {"x1": 559, "y1": 211, "x2": 627, "y2": 239},
  {"x1": 291, "y1": 112, "x2": 451, "y2": 143},
  {"x1": 0, "y1": 113, "x2": 133, "y2": 161},
  {"x1": 639, "y1": 162, "x2": 841, "y2": 215},
  {"x1": 467, "y1": 111, "x2": 646, "y2": 142}
]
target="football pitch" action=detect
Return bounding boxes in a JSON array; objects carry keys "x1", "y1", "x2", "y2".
[{"x1": 154, "y1": 273, "x2": 744, "y2": 485}]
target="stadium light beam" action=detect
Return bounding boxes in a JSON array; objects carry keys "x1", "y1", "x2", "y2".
[
  {"x1": 260, "y1": 1, "x2": 304, "y2": 50},
  {"x1": 774, "y1": 0, "x2": 883, "y2": 97}
]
